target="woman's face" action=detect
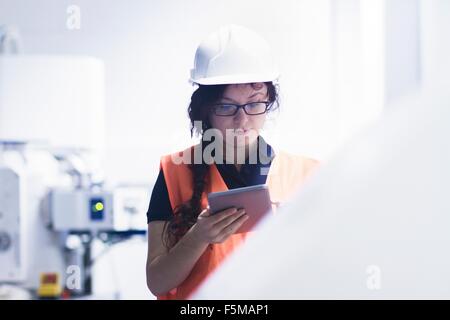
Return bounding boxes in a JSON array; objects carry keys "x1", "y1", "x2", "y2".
[{"x1": 209, "y1": 82, "x2": 268, "y2": 148}]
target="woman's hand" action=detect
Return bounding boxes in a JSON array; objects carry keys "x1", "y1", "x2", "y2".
[{"x1": 189, "y1": 207, "x2": 249, "y2": 244}]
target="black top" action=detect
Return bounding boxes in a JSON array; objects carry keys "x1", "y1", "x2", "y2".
[{"x1": 146, "y1": 136, "x2": 275, "y2": 223}]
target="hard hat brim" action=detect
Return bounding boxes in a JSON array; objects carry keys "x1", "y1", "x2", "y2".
[{"x1": 190, "y1": 72, "x2": 279, "y2": 85}]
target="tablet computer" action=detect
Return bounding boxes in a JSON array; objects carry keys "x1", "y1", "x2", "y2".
[{"x1": 207, "y1": 184, "x2": 272, "y2": 234}]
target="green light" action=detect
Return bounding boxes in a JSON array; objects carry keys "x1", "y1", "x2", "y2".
[{"x1": 94, "y1": 202, "x2": 104, "y2": 211}]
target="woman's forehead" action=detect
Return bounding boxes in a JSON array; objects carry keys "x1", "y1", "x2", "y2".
[{"x1": 223, "y1": 83, "x2": 268, "y2": 99}]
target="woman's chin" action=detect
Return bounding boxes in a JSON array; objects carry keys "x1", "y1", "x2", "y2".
[{"x1": 227, "y1": 136, "x2": 257, "y2": 148}]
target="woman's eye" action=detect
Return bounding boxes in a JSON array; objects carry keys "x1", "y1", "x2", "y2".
[
  {"x1": 247, "y1": 102, "x2": 265, "y2": 109},
  {"x1": 218, "y1": 104, "x2": 235, "y2": 111}
]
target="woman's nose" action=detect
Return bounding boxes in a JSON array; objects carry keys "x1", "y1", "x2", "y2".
[{"x1": 234, "y1": 107, "x2": 249, "y2": 123}]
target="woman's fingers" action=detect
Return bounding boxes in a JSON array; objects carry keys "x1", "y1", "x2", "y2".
[
  {"x1": 195, "y1": 206, "x2": 248, "y2": 244},
  {"x1": 214, "y1": 213, "x2": 249, "y2": 243},
  {"x1": 208, "y1": 207, "x2": 241, "y2": 224},
  {"x1": 212, "y1": 209, "x2": 246, "y2": 232}
]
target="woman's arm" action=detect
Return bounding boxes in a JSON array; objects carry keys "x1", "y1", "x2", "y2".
[
  {"x1": 146, "y1": 207, "x2": 248, "y2": 296},
  {"x1": 146, "y1": 221, "x2": 209, "y2": 296}
]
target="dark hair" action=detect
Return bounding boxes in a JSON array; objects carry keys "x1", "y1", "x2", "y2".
[{"x1": 163, "y1": 82, "x2": 279, "y2": 248}]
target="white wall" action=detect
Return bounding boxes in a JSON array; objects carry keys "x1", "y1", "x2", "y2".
[
  {"x1": 385, "y1": 0, "x2": 421, "y2": 103},
  {"x1": 420, "y1": 0, "x2": 450, "y2": 91}
]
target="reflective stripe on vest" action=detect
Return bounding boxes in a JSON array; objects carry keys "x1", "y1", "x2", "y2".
[{"x1": 157, "y1": 145, "x2": 319, "y2": 299}]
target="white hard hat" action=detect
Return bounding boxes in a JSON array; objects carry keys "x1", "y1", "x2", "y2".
[{"x1": 190, "y1": 24, "x2": 279, "y2": 85}]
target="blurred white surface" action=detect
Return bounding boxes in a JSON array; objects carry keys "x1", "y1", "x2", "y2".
[
  {"x1": 194, "y1": 88, "x2": 450, "y2": 299},
  {"x1": 91, "y1": 238, "x2": 153, "y2": 300},
  {"x1": 0, "y1": 285, "x2": 32, "y2": 300}
]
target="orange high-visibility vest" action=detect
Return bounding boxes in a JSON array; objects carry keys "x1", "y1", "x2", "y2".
[{"x1": 157, "y1": 144, "x2": 319, "y2": 299}]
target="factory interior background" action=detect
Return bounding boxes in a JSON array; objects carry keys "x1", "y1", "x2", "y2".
[{"x1": 0, "y1": 0, "x2": 449, "y2": 299}]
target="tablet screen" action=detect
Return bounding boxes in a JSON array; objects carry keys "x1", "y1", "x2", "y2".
[{"x1": 207, "y1": 184, "x2": 272, "y2": 233}]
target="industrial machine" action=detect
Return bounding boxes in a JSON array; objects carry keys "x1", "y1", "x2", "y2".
[
  {"x1": 0, "y1": 142, "x2": 149, "y2": 299},
  {"x1": 0, "y1": 26, "x2": 148, "y2": 299}
]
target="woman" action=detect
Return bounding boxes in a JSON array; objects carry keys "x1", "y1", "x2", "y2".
[{"x1": 146, "y1": 25, "x2": 319, "y2": 300}]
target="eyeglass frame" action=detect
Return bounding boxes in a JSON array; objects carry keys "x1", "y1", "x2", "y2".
[{"x1": 211, "y1": 101, "x2": 273, "y2": 116}]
